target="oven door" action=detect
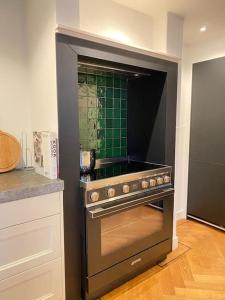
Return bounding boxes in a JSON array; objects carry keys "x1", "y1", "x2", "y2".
[{"x1": 86, "y1": 188, "x2": 174, "y2": 277}]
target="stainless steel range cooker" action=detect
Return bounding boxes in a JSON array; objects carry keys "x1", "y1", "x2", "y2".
[{"x1": 80, "y1": 159, "x2": 174, "y2": 300}]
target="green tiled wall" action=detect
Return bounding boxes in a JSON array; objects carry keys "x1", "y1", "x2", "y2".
[{"x1": 78, "y1": 65, "x2": 128, "y2": 159}]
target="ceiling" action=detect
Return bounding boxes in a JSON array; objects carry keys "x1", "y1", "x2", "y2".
[{"x1": 113, "y1": 0, "x2": 225, "y2": 45}]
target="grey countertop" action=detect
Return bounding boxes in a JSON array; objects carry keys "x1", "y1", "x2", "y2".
[{"x1": 0, "y1": 169, "x2": 64, "y2": 204}]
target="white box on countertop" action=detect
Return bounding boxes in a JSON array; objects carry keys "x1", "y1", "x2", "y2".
[{"x1": 33, "y1": 131, "x2": 58, "y2": 179}]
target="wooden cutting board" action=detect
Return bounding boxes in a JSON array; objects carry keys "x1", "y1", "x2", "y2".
[{"x1": 0, "y1": 131, "x2": 21, "y2": 173}]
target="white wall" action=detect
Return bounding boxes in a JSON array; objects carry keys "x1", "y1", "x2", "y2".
[
  {"x1": 167, "y1": 13, "x2": 183, "y2": 57},
  {"x1": 26, "y1": 0, "x2": 58, "y2": 134},
  {"x1": 79, "y1": 0, "x2": 154, "y2": 49},
  {"x1": 0, "y1": 0, "x2": 30, "y2": 144},
  {"x1": 152, "y1": 13, "x2": 167, "y2": 54},
  {"x1": 0, "y1": 0, "x2": 58, "y2": 165}
]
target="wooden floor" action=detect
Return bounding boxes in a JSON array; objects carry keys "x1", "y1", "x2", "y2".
[{"x1": 102, "y1": 219, "x2": 225, "y2": 300}]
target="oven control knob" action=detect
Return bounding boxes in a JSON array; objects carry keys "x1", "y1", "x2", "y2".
[
  {"x1": 149, "y1": 178, "x2": 157, "y2": 187},
  {"x1": 141, "y1": 180, "x2": 149, "y2": 189},
  {"x1": 163, "y1": 175, "x2": 171, "y2": 184},
  {"x1": 122, "y1": 184, "x2": 130, "y2": 194},
  {"x1": 90, "y1": 192, "x2": 100, "y2": 202},
  {"x1": 107, "y1": 188, "x2": 116, "y2": 198},
  {"x1": 157, "y1": 177, "x2": 164, "y2": 185}
]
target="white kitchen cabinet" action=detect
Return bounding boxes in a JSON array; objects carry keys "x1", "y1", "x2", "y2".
[
  {"x1": 0, "y1": 193, "x2": 61, "y2": 229},
  {"x1": 0, "y1": 259, "x2": 62, "y2": 300},
  {"x1": 0, "y1": 192, "x2": 65, "y2": 300}
]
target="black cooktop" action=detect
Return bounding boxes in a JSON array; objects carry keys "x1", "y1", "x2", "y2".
[{"x1": 80, "y1": 160, "x2": 164, "y2": 182}]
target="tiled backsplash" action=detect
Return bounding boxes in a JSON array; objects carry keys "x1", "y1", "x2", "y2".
[{"x1": 78, "y1": 65, "x2": 128, "y2": 159}]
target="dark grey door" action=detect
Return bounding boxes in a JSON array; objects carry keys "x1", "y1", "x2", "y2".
[{"x1": 188, "y1": 56, "x2": 225, "y2": 228}]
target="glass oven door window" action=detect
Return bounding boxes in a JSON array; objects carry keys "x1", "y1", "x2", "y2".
[{"x1": 101, "y1": 201, "x2": 164, "y2": 256}]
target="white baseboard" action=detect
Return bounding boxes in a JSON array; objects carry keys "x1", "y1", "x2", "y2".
[
  {"x1": 172, "y1": 235, "x2": 178, "y2": 250},
  {"x1": 176, "y1": 209, "x2": 186, "y2": 221}
]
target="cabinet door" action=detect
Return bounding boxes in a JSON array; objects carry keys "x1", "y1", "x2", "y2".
[
  {"x1": 0, "y1": 259, "x2": 62, "y2": 300},
  {"x1": 0, "y1": 193, "x2": 61, "y2": 229},
  {"x1": 0, "y1": 215, "x2": 61, "y2": 281},
  {"x1": 188, "y1": 56, "x2": 225, "y2": 227}
]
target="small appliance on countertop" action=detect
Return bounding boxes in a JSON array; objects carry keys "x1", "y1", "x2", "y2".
[
  {"x1": 80, "y1": 158, "x2": 174, "y2": 300},
  {"x1": 80, "y1": 148, "x2": 96, "y2": 174}
]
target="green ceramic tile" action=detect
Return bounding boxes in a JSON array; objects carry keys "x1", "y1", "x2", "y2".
[
  {"x1": 106, "y1": 138, "x2": 112, "y2": 148},
  {"x1": 80, "y1": 140, "x2": 88, "y2": 150},
  {"x1": 106, "y1": 108, "x2": 113, "y2": 118},
  {"x1": 88, "y1": 97, "x2": 97, "y2": 108},
  {"x1": 96, "y1": 70, "x2": 105, "y2": 75},
  {"x1": 87, "y1": 74, "x2": 96, "y2": 84},
  {"x1": 99, "y1": 149, "x2": 106, "y2": 158},
  {"x1": 79, "y1": 96, "x2": 88, "y2": 108},
  {"x1": 113, "y1": 119, "x2": 121, "y2": 128},
  {"x1": 121, "y1": 128, "x2": 127, "y2": 137},
  {"x1": 106, "y1": 98, "x2": 113, "y2": 108},
  {"x1": 121, "y1": 119, "x2": 127, "y2": 128},
  {"x1": 113, "y1": 129, "x2": 120, "y2": 138},
  {"x1": 97, "y1": 75, "x2": 106, "y2": 86},
  {"x1": 97, "y1": 149, "x2": 106, "y2": 159},
  {"x1": 106, "y1": 87, "x2": 113, "y2": 98},
  {"x1": 79, "y1": 106, "x2": 87, "y2": 118},
  {"x1": 88, "y1": 129, "x2": 97, "y2": 141},
  {"x1": 114, "y1": 109, "x2": 120, "y2": 118},
  {"x1": 106, "y1": 148, "x2": 113, "y2": 158},
  {"x1": 97, "y1": 129, "x2": 105, "y2": 139},
  {"x1": 97, "y1": 86, "x2": 105, "y2": 97},
  {"x1": 121, "y1": 137, "x2": 127, "y2": 147},
  {"x1": 113, "y1": 148, "x2": 121, "y2": 157},
  {"x1": 121, "y1": 109, "x2": 127, "y2": 118},
  {"x1": 88, "y1": 139, "x2": 97, "y2": 149},
  {"x1": 99, "y1": 119, "x2": 106, "y2": 128},
  {"x1": 98, "y1": 98, "x2": 106, "y2": 108},
  {"x1": 113, "y1": 138, "x2": 120, "y2": 147},
  {"x1": 106, "y1": 129, "x2": 113, "y2": 138},
  {"x1": 121, "y1": 147, "x2": 127, "y2": 156},
  {"x1": 121, "y1": 100, "x2": 127, "y2": 109},
  {"x1": 120, "y1": 77, "x2": 127, "y2": 89},
  {"x1": 88, "y1": 108, "x2": 97, "y2": 119},
  {"x1": 80, "y1": 128, "x2": 88, "y2": 140},
  {"x1": 114, "y1": 76, "x2": 121, "y2": 88},
  {"x1": 114, "y1": 88, "x2": 121, "y2": 98},
  {"x1": 98, "y1": 108, "x2": 105, "y2": 119},
  {"x1": 114, "y1": 98, "x2": 120, "y2": 108},
  {"x1": 88, "y1": 85, "x2": 97, "y2": 97},
  {"x1": 79, "y1": 66, "x2": 128, "y2": 160},
  {"x1": 106, "y1": 76, "x2": 113, "y2": 87},
  {"x1": 78, "y1": 73, "x2": 87, "y2": 84},
  {"x1": 106, "y1": 119, "x2": 113, "y2": 128},
  {"x1": 121, "y1": 89, "x2": 127, "y2": 98},
  {"x1": 79, "y1": 84, "x2": 88, "y2": 97},
  {"x1": 97, "y1": 139, "x2": 105, "y2": 149},
  {"x1": 96, "y1": 150, "x2": 101, "y2": 159},
  {"x1": 79, "y1": 119, "x2": 88, "y2": 133}
]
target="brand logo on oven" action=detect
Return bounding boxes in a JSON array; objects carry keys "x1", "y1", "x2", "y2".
[{"x1": 131, "y1": 258, "x2": 142, "y2": 266}]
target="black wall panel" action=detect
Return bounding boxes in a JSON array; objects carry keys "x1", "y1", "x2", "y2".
[
  {"x1": 188, "y1": 56, "x2": 225, "y2": 227},
  {"x1": 127, "y1": 72, "x2": 167, "y2": 164},
  {"x1": 56, "y1": 33, "x2": 178, "y2": 299}
]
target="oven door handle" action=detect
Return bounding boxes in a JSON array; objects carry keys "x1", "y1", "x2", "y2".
[{"x1": 87, "y1": 188, "x2": 174, "y2": 219}]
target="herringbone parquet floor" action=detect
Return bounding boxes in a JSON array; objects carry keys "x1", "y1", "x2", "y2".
[{"x1": 102, "y1": 219, "x2": 225, "y2": 300}]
